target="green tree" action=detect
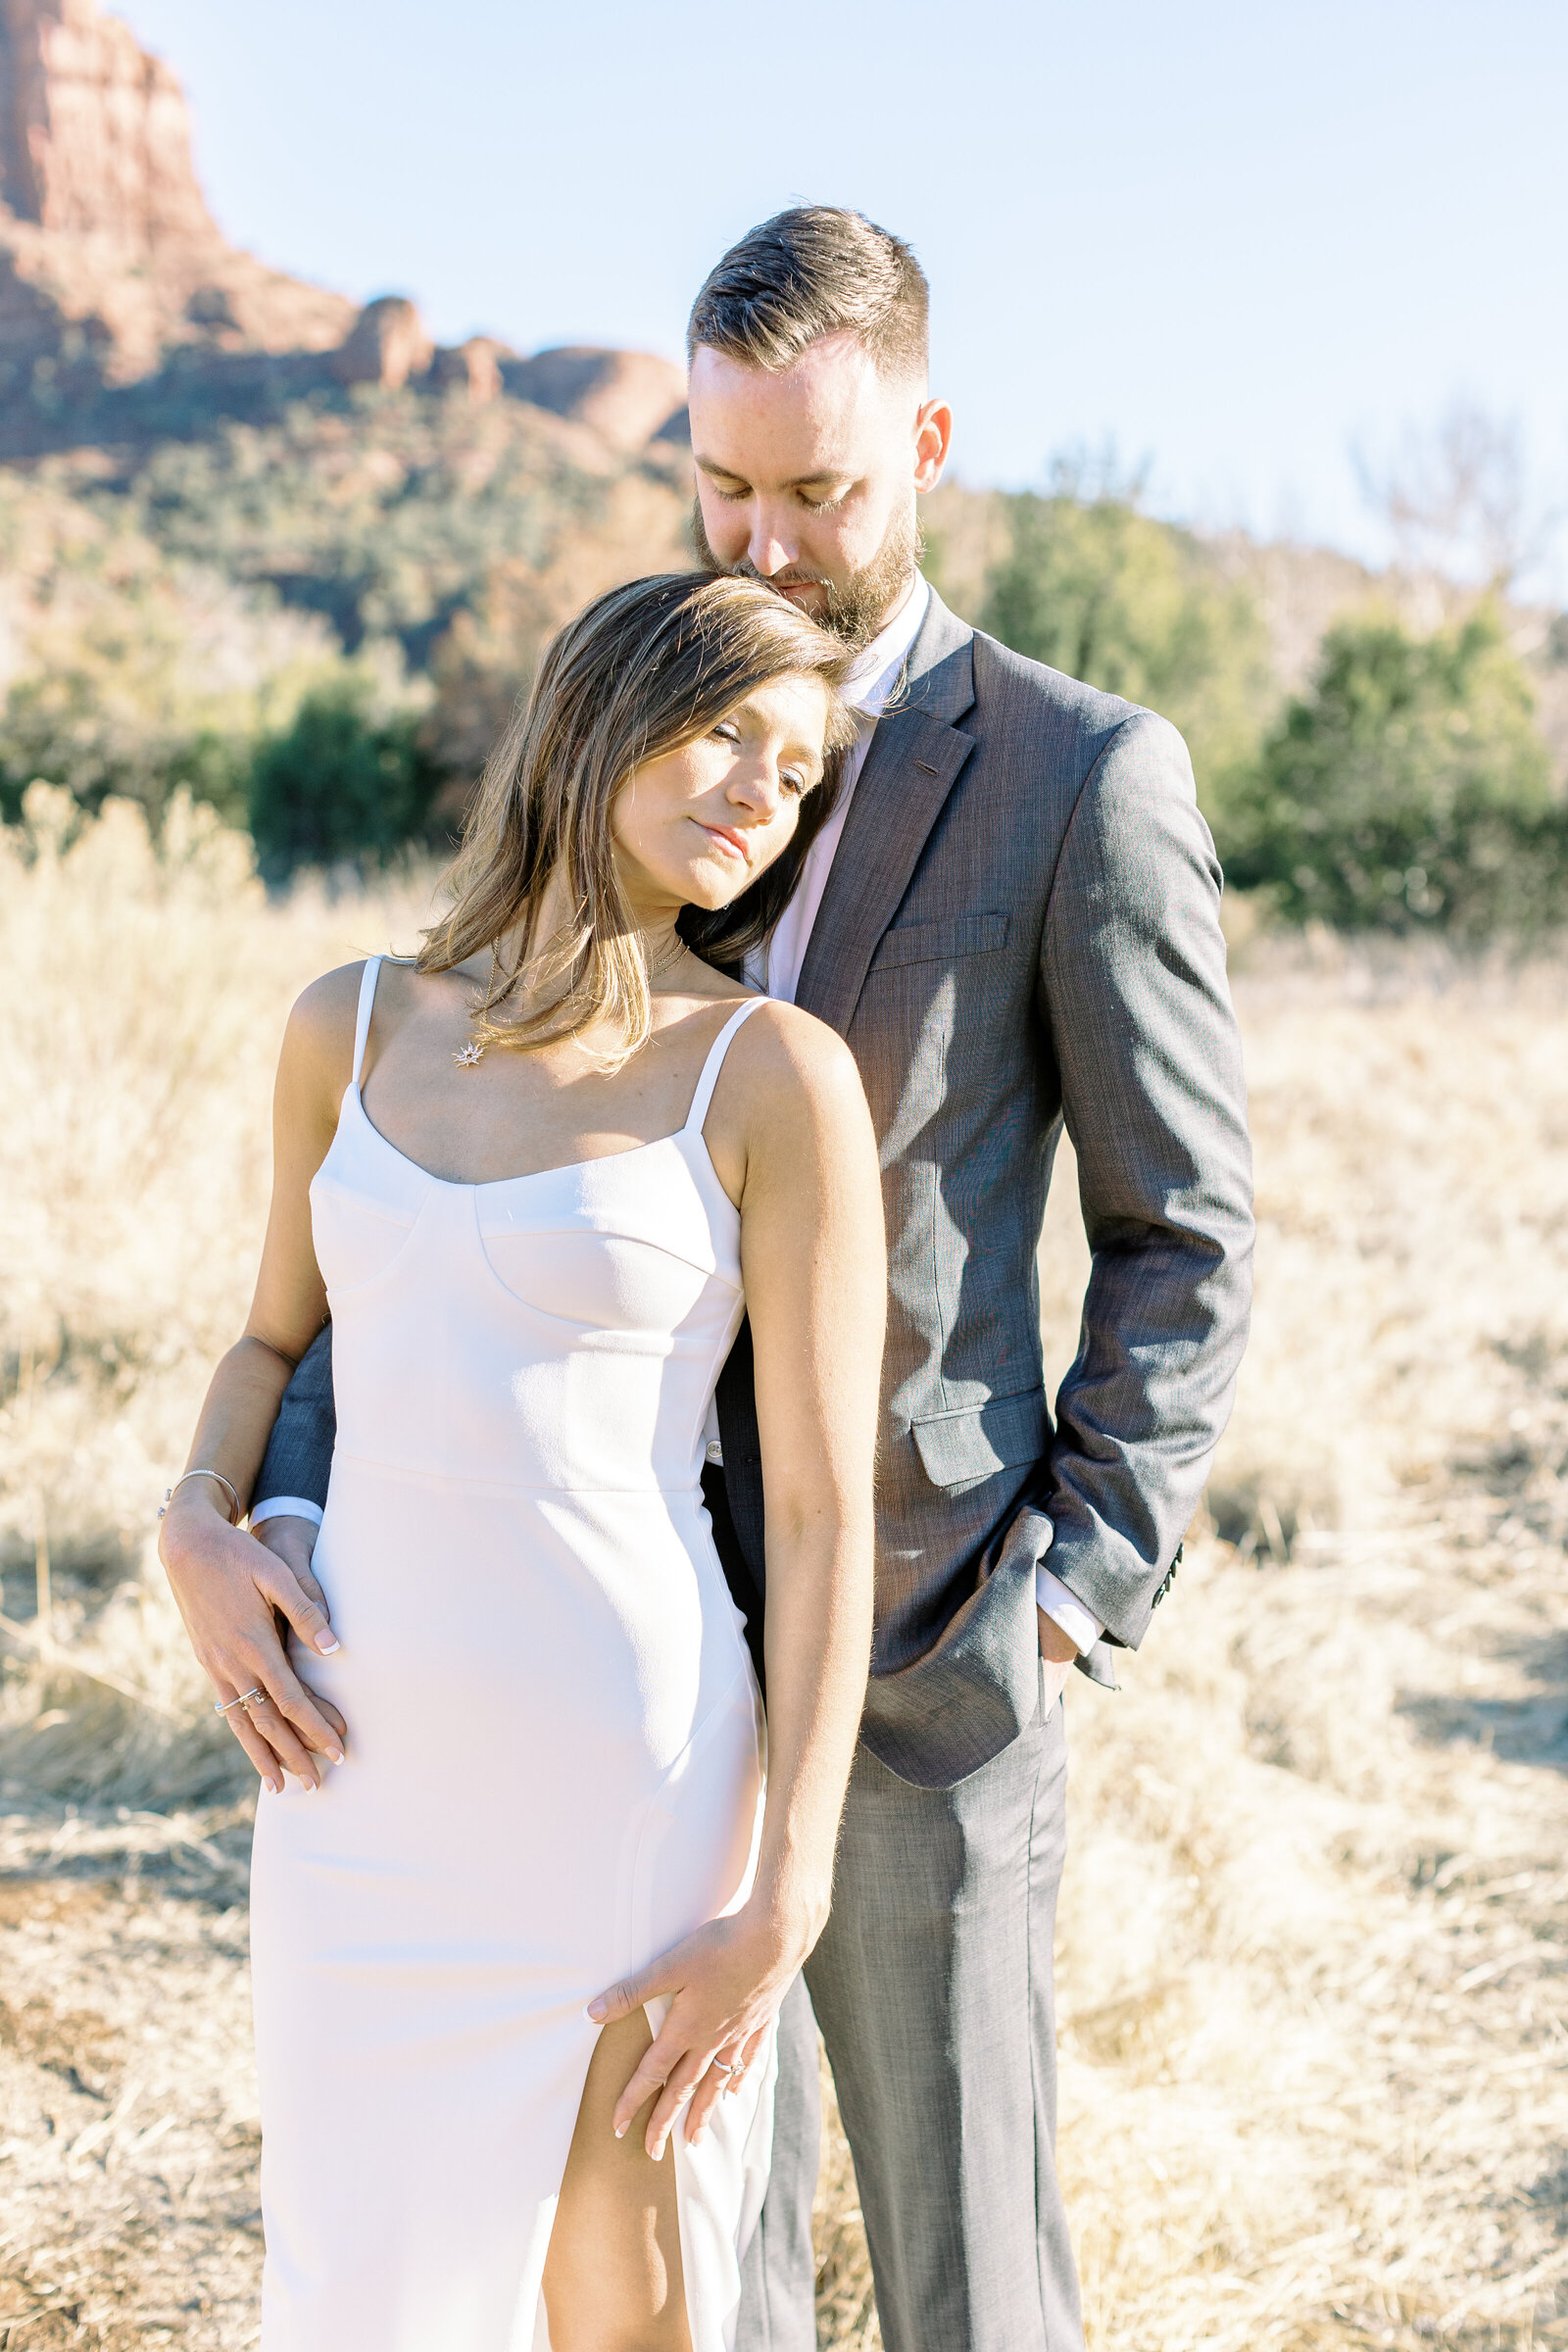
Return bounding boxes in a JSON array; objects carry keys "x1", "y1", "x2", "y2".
[
  {"x1": 247, "y1": 684, "x2": 443, "y2": 881},
  {"x1": 1221, "y1": 606, "x2": 1567, "y2": 937},
  {"x1": 0, "y1": 665, "x2": 249, "y2": 827},
  {"x1": 978, "y1": 484, "x2": 1272, "y2": 813}
]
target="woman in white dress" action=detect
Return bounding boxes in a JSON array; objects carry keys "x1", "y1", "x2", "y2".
[{"x1": 159, "y1": 573, "x2": 885, "y2": 2352}]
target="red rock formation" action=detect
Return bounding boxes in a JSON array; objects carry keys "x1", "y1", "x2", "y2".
[
  {"x1": 0, "y1": 0, "x2": 215, "y2": 241},
  {"x1": 0, "y1": 0, "x2": 352, "y2": 387},
  {"x1": 429, "y1": 335, "x2": 511, "y2": 404},
  {"x1": 0, "y1": 0, "x2": 692, "y2": 459},
  {"x1": 332, "y1": 294, "x2": 434, "y2": 390},
  {"x1": 504, "y1": 348, "x2": 688, "y2": 453}
]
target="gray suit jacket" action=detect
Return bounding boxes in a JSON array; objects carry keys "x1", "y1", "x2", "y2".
[{"x1": 259, "y1": 587, "x2": 1253, "y2": 1789}]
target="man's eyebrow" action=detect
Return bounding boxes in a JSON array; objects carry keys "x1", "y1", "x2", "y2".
[{"x1": 693, "y1": 454, "x2": 853, "y2": 492}]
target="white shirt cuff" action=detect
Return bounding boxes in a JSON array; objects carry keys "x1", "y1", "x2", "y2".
[
  {"x1": 249, "y1": 1496, "x2": 324, "y2": 1532},
  {"x1": 1035, "y1": 1565, "x2": 1103, "y2": 1655}
]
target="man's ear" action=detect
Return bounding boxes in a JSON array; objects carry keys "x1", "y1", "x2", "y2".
[{"x1": 914, "y1": 397, "x2": 953, "y2": 493}]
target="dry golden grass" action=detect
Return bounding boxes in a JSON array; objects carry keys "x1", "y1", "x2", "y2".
[{"x1": 1, "y1": 790, "x2": 1565, "y2": 2348}]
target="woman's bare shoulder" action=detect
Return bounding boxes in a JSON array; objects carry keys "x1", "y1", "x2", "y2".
[
  {"x1": 279, "y1": 959, "x2": 374, "y2": 1095},
  {"x1": 725, "y1": 999, "x2": 869, "y2": 1131},
  {"x1": 289, "y1": 957, "x2": 366, "y2": 1035}
]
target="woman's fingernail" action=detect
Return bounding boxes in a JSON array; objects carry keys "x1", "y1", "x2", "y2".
[
  {"x1": 613, "y1": 2121, "x2": 628, "y2": 2140},
  {"x1": 315, "y1": 1632, "x2": 340, "y2": 1654},
  {"x1": 262, "y1": 1778, "x2": 278, "y2": 1795},
  {"x1": 586, "y1": 1998, "x2": 607, "y2": 2021},
  {"x1": 325, "y1": 1748, "x2": 344, "y2": 1766}
]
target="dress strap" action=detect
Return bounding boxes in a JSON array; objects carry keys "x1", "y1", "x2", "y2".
[
  {"x1": 351, "y1": 956, "x2": 383, "y2": 1089},
  {"x1": 683, "y1": 999, "x2": 765, "y2": 1135}
]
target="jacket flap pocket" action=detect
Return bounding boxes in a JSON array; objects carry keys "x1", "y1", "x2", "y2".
[
  {"x1": 868, "y1": 911, "x2": 1008, "y2": 973},
  {"x1": 911, "y1": 1387, "x2": 1047, "y2": 1488}
]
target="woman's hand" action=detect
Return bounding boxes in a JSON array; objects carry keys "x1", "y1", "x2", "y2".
[
  {"x1": 587, "y1": 1897, "x2": 809, "y2": 2155},
  {"x1": 160, "y1": 1490, "x2": 346, "y2": 1791}
]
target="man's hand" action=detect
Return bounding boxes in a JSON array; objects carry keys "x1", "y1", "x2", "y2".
[
  {"x1": 1037, "y1": 1606, "x2": 1078, "y2": 1709},
  {"x1": 252, "y1": 1512, "x2": 323, "y2": 1594}
]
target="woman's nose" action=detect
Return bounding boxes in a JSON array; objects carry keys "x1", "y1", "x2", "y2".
[{"x1": 728, "y1": 760, "x2": 783, "y2": 817}]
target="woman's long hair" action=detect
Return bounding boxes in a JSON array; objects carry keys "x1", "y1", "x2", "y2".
[{"x1": 418, "y1": 573, "x2": 857, "y2": 1061}]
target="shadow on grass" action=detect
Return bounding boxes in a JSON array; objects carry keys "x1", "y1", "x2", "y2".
[{"x1": 1397, "y1": 1626, "x2": 1568, "y2": 1772}]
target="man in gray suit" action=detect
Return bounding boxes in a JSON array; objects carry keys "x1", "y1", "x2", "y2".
[{"x1": 251, "y1": 209, "x2": 1253, "y2": 2352}]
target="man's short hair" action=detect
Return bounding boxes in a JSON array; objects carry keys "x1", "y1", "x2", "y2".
[{"x1": 687, "y1": 206, "x2": 928, "y2": 383}]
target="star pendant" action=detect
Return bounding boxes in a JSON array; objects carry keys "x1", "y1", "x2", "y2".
[{"x1": 452, "y1": 1042, "x2": 485, "y2": 1068}]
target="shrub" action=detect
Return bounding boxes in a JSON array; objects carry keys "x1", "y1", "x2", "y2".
[
  {"x1": 0, "y1": 667, "x2": 250, "y2": 829},
  {"x1": 1221, "y1": 606, "x2": 1568, "y2": 937},
  {"x1": 247, "y1": 684, "x2": 444, "y2": 881},
  {"x1": 979, "y1": 487, "x2": 1272, "y2": 812}
]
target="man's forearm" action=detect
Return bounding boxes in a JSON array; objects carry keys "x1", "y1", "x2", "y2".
[
  {"x1": 1040, "y1": 708, "x2": 1255, "y2": 1648},
  {"x1": 251, "y1": 1322, "x2": 336, "y2": 1524}
]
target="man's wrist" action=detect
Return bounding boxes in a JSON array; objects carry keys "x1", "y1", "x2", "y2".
[
  {"x1": 1035, "y1": 1564, "x2": 1102, "y2": 1656},
  {"x1": 250, "y1": 1496, "x2": 324, "y2": 1533}
]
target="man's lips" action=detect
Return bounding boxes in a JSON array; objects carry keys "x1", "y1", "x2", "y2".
[{"x1": 698, "y1": 821, "x2": 751, "y2": 863}]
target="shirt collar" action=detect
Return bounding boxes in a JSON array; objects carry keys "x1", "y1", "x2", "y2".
[{"x1": 840, "y1": 573, "x2": 931, "y2": 719}]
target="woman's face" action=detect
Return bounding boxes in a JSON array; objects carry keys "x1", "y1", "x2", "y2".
[{"x1": 612, "y1": 672, "x2": 836, "y2": 919}]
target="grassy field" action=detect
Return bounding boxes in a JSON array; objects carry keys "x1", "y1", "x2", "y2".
[{"x1": 0, "y1": 787, "x2": 1564, "y2": 2349}]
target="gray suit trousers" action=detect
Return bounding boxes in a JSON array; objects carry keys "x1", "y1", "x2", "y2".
[{"x1": 738, "y1": 1685, "x2": 1082, "y2": 2352}]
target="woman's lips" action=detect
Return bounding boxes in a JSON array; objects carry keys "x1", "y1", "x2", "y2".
[{"x1": 699, "y1": 822, "x2": 750, "y2": 863}]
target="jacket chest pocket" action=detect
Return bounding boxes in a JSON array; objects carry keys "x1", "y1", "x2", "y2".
[
  {"x1": 866, "y1": 911, "x2": 1008, "y2": 974},
  {"x1": 911, "y1": 1386, "x2": 1048, "y2": 1489}
]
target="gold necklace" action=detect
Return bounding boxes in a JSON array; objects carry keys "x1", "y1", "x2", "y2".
[{"x1": 451, "y1": 931, "x2": 686, "y2": 1068}]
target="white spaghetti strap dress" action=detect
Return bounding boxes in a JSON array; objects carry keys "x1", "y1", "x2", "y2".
[{"x1": 249, "y1": 957, "x2": 776, "y2": 2351}]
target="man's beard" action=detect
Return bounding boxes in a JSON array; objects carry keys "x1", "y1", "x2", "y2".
[{"x1": 690, "y1": 499, "x2": 924, "y2": 651}]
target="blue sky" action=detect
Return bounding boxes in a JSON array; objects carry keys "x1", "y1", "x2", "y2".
[{"x1": 121, "y1": 0, "x2": 1568, "y2": 589}]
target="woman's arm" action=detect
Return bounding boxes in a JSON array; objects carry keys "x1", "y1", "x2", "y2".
[
  {"x1": 589, "y1": 1007, "x2": 884, "y2": 2153},
  {"x1": 158, "y1": 965, "x2": 364, "y2": 1789}
]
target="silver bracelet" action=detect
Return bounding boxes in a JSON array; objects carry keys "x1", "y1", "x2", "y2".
[{"x1": 159, "y1": 1469, "x2": 242, "y2": 1525}]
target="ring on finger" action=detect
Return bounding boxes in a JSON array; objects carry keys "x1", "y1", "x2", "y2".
[
  {"x1": 214, "y1": 1688, "x2": 264, "y2": 1715},
  {"x1": 711, "y1": 2058, "x2": 739, "y2": 2076}
]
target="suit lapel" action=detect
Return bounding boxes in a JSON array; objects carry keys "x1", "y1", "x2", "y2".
[{"x1": 796, "y1": 590, "x2": 978, "y2": 1037}]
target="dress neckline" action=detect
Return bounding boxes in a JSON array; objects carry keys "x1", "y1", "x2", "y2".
[
  {"x1": 340, "y1": 957, "x2": 761, "y2": 1200},
  {"x1": 343, "y1": 1080, "x2": 728, "y2": 1199}
]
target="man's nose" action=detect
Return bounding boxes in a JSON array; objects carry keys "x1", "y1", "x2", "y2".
[{"x1": 748, "y1": 507, "x2": 797, "y2": 578}]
